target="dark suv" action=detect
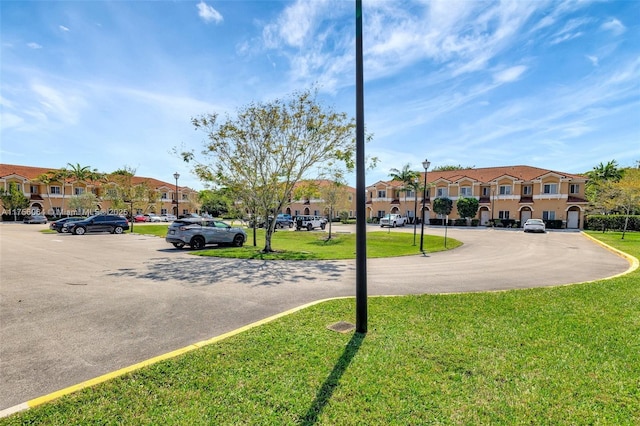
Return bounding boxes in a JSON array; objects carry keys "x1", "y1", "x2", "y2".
[{"x1": 64, "y1": 214, "x2": 130, "y2": 235}]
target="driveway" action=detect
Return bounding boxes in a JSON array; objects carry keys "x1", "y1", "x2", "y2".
[{"x1": 0, "y1": 223, "x2": 630, "y2": 410}]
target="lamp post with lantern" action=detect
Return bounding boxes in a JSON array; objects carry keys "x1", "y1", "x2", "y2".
[
  {"x1": 173, "y1": 172, "x2": 180, "y2": 218},
  {"x1": 419, "y1": 159, "x2": 430, "y2": 253}
]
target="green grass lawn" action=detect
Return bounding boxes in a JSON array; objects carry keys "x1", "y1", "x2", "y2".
[
  {"x1": 9, "y1": 232, "x2": 639, "y2": 424},
  {"x1": 133, "y1": 224, "x2": 462, "y2": 260}
]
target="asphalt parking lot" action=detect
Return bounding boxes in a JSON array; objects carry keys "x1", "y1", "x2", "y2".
[{"x1": 0, "y1": 223, "x2": 631, "y2": 411}]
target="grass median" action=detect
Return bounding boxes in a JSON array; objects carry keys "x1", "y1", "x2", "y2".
[
  {"x1": 8, "y1": 231, "x2": 639, "y2": 424},
  {"x1": 135, "y1": 224, "x2": 462, "y2": 260}
]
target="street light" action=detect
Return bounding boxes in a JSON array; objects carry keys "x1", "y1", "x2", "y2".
[
  {"x1": 173, "y1": 172, "x2": 180, "y2": 218},
  {"x1": 419, "y1": 159, "x2": 430, "y2": 253}
]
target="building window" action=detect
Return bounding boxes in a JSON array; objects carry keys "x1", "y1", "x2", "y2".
[
  {"x1": 74, "y1": 188, "x2": 84, "y2": 195},
  {"x1": 161, "y1": 192, "x2": 168, "y2": 200},
  {"x1": 436, "y1": 188, "x2": 448, "y2": 198},
  {"x1": 523, "y1": 186, "x2": 532, "y2": 195},
  {"x1": 313, "y1": 210, "x2": 320, "y2": 216},
  {"x1": 460, "y1": 186, "x2": 472, "y2": 197},
  {"x1": 570, "y1": 184, "x2": 579, "y2": 194},
  {"x1": 50, "y1": 186, "x2": 61, "y2": 195},
  {"x1": 406, "y1": 190, "x2": 415, "y2": 198},
  {"x1": 482, "y1": 187, "x2": 490, "y2": 196},
  {"x1": 106, "y1": 188, "x2": 117, "y2": 198},
  {"x1": 377, "y1": 210, "x2": 386, "y2": 218},
  {"x1": 30, "y1": 185, "x2": 39, "y2": 194},
  {"x1": 499, "y1": 211, "x2": 510, "y2": 219},
  {"x1": 499, "y1": 185, "x2": 511, "y2": 195},
  {"x1": 377, "y1": 190, "x2": 386, "y2": 198},
  {"x1": 52, "y1": 207, "x2": 62, "y2": 216},
  {"x1": 543, "y1": 211, "x2": 556, "y2": 220},
  {"x1": 543, "y1": 183, "x2": 558, "y2": 194}
]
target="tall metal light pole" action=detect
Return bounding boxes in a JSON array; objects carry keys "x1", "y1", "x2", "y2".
[
  {"x1": 419, "y1": 159, "x2": 430, "y2": 253},
  {"x1": 355, "y1": 0, "x2": 367, "y2": 333},
  {"x1": 173, "y1": 172, "x2": 180, "y2": 218}
]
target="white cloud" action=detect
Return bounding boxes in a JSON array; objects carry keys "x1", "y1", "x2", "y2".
[
  {"x1": 549, "y1": 17, "x2": 591, "y2": 45},
  {"x1": 59, "y1": 25, "x2": 70, "y2": 32},
  {"x1": 601, "y1": 18, "x2": 626, "y2": 35},
  {"x1": 196, "y1": 1, "x2": 223, "y2": 24},
  {"x1": 27, "y1": 42, "x2": 42, "y2": 49},
  {"x1": 31, "y1": 83, "x2": 86, "y2": 125},
  {"x1": 586, "y1": 55, "x2": 599, "y2": 66},
  {"x1": 493, "y1": 65, "x2": 527, "y2": 83}
]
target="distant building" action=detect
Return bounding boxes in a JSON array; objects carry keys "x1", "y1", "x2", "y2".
[
  {"x1": 0, "y1": 164, "x2": 200, "y2": 219},
  {"x1": 366, "y1": 165, "x2": 589, "y2": 229}
]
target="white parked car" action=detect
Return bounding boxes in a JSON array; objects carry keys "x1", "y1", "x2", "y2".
[
  {"x1": 523, "y1": 218, "x2": 546, "y2": 233},
  {"x1": 380, "y1": 214, "x2": 407, "y2": 228}
]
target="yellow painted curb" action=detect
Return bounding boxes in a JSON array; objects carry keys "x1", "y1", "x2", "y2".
[
  {"x1": 1, "y1": 297, "x2": 348, "y2": 418},
  {"x1": 580, "y1": 231, "x2": 639, "y2": 278}
]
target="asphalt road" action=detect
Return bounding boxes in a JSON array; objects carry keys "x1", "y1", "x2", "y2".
[{"x1": 0, "y1": 223, "x2": 631, "y2": 411}]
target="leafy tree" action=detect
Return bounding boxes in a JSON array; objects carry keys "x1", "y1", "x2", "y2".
[
  {"x1": 68, "y1": 192, "x2": 99, "y2": 215},
  {"x1": 389, "y1": 164, "x2": 420, "y2": 220},
  {"x1": 457, "y1": 197, "x2": 479, "y2": 224},
  {"x1": 0, "y1": 183, "x2": 30, "y2": 221},
  {"x1": 599, "y1": 168, "x2": 640, "y2": 239},
  {"x1": 183, "y1": 88, "x2": 358, "y2": 252},
  {"x1": 319, "y1": 171, "x2": 352, "y2": 240},
  {"x1": 432, "y1": 197, "x2": 453, "y2": 222},
  {"x1": 199, "y1": 188, "x2": 232, "y2": 217},
  {"x1": 105, "y1": 166, "x2": 139, "y2": 215},
  {"x1": 586, "y1": 160, "x2": 625, "y2": 212}
]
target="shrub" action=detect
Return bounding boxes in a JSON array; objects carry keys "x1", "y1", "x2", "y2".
[{"x1": 585, "y1": 215, "x2": 640, "y2": 231}]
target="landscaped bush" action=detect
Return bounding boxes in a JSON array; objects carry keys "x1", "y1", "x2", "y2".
[
  {"x1": 585, "y1": 215, "x2": 640, "y2": 231},
  {"x1": 471, "y1": 219, "x2": 480, "y2": 227},
  {"x1": 544, "y1": 220, "x2": 563, "y2": 229},
  {"x1": 454, "y1": 218, "x2": 467, "y2": 226}
]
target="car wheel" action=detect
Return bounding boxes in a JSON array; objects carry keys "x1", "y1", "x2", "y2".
[
  {"x1": 172, "y1": 242, "x2": 185, "y2": 249},
  {"x1": 56, "y1": 229, "x2": 62, "y2": 233},
  {"x1": 190, "y1": 236, "x2": 205, "y2": 250},
  {"x1": 113, "y1": 226, "x2": 124, "y2": 234},
  {"x1": 321, "y1": 223, "x2": 326, "y2": 230},
  {"x1": 392, "y1": 222, "x2": 397, "y2": 228},
  {"x1": 307, "y1": 223, "x2": 313, "y2": 231},
  {"x1": 233, "y1": 234, "x2": 244, "y2": 247},
  {"x1": 73, "y1": 226, "x2": 86, "y2": 235},
  {"x1": 289, "y1": 222, "x2": 294, "y2": 228}
]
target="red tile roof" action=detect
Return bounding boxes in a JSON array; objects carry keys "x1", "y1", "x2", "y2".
[{"x1": 0, "y1": 163, "x2": 189, "y2": 190}]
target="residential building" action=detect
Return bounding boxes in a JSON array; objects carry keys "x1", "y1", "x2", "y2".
[
  {"x1": 366, "y1": 165, "x2": 589, "y2": 229},
  {"x1": 0, "y1": 164, "x2": 200, "y2": 219},
  {"x1": 284, "y1": 180, "x2": 356, "y2": 219}
]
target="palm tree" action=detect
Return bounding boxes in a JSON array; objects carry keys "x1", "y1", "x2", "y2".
[
  {"x1": 52, "y1": 168, "x2": 71, "y2": 216},
  {"x1": 66, "y1": 163, "x2": 101, "y2": 211},
  {"x1": 35, "y1": 171, "x2": 56, "y2": 217},
  {"x1": 587, "y1": 160, "x2": 624, "y2": 182},
  {"x1": 389, "y1": 164, "x2": 421, "y2": 222}
]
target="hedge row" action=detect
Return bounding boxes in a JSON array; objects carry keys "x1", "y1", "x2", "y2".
[{"x1": 585, "y1": 215, "x2": 640, "y2": 232}]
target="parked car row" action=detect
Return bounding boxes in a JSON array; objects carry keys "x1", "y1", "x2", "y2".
[{"x1": 133, "y1": 214, "x2": 176, "y2": 222}]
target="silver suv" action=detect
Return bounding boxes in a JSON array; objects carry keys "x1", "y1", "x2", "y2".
[{"x1": 166, "y1": 219, "x2": 246, "y2": 249}]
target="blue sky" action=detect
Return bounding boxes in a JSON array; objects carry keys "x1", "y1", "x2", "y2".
[{"x1": 1, "y1": 0, "x2": 638, "y2": 189}]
